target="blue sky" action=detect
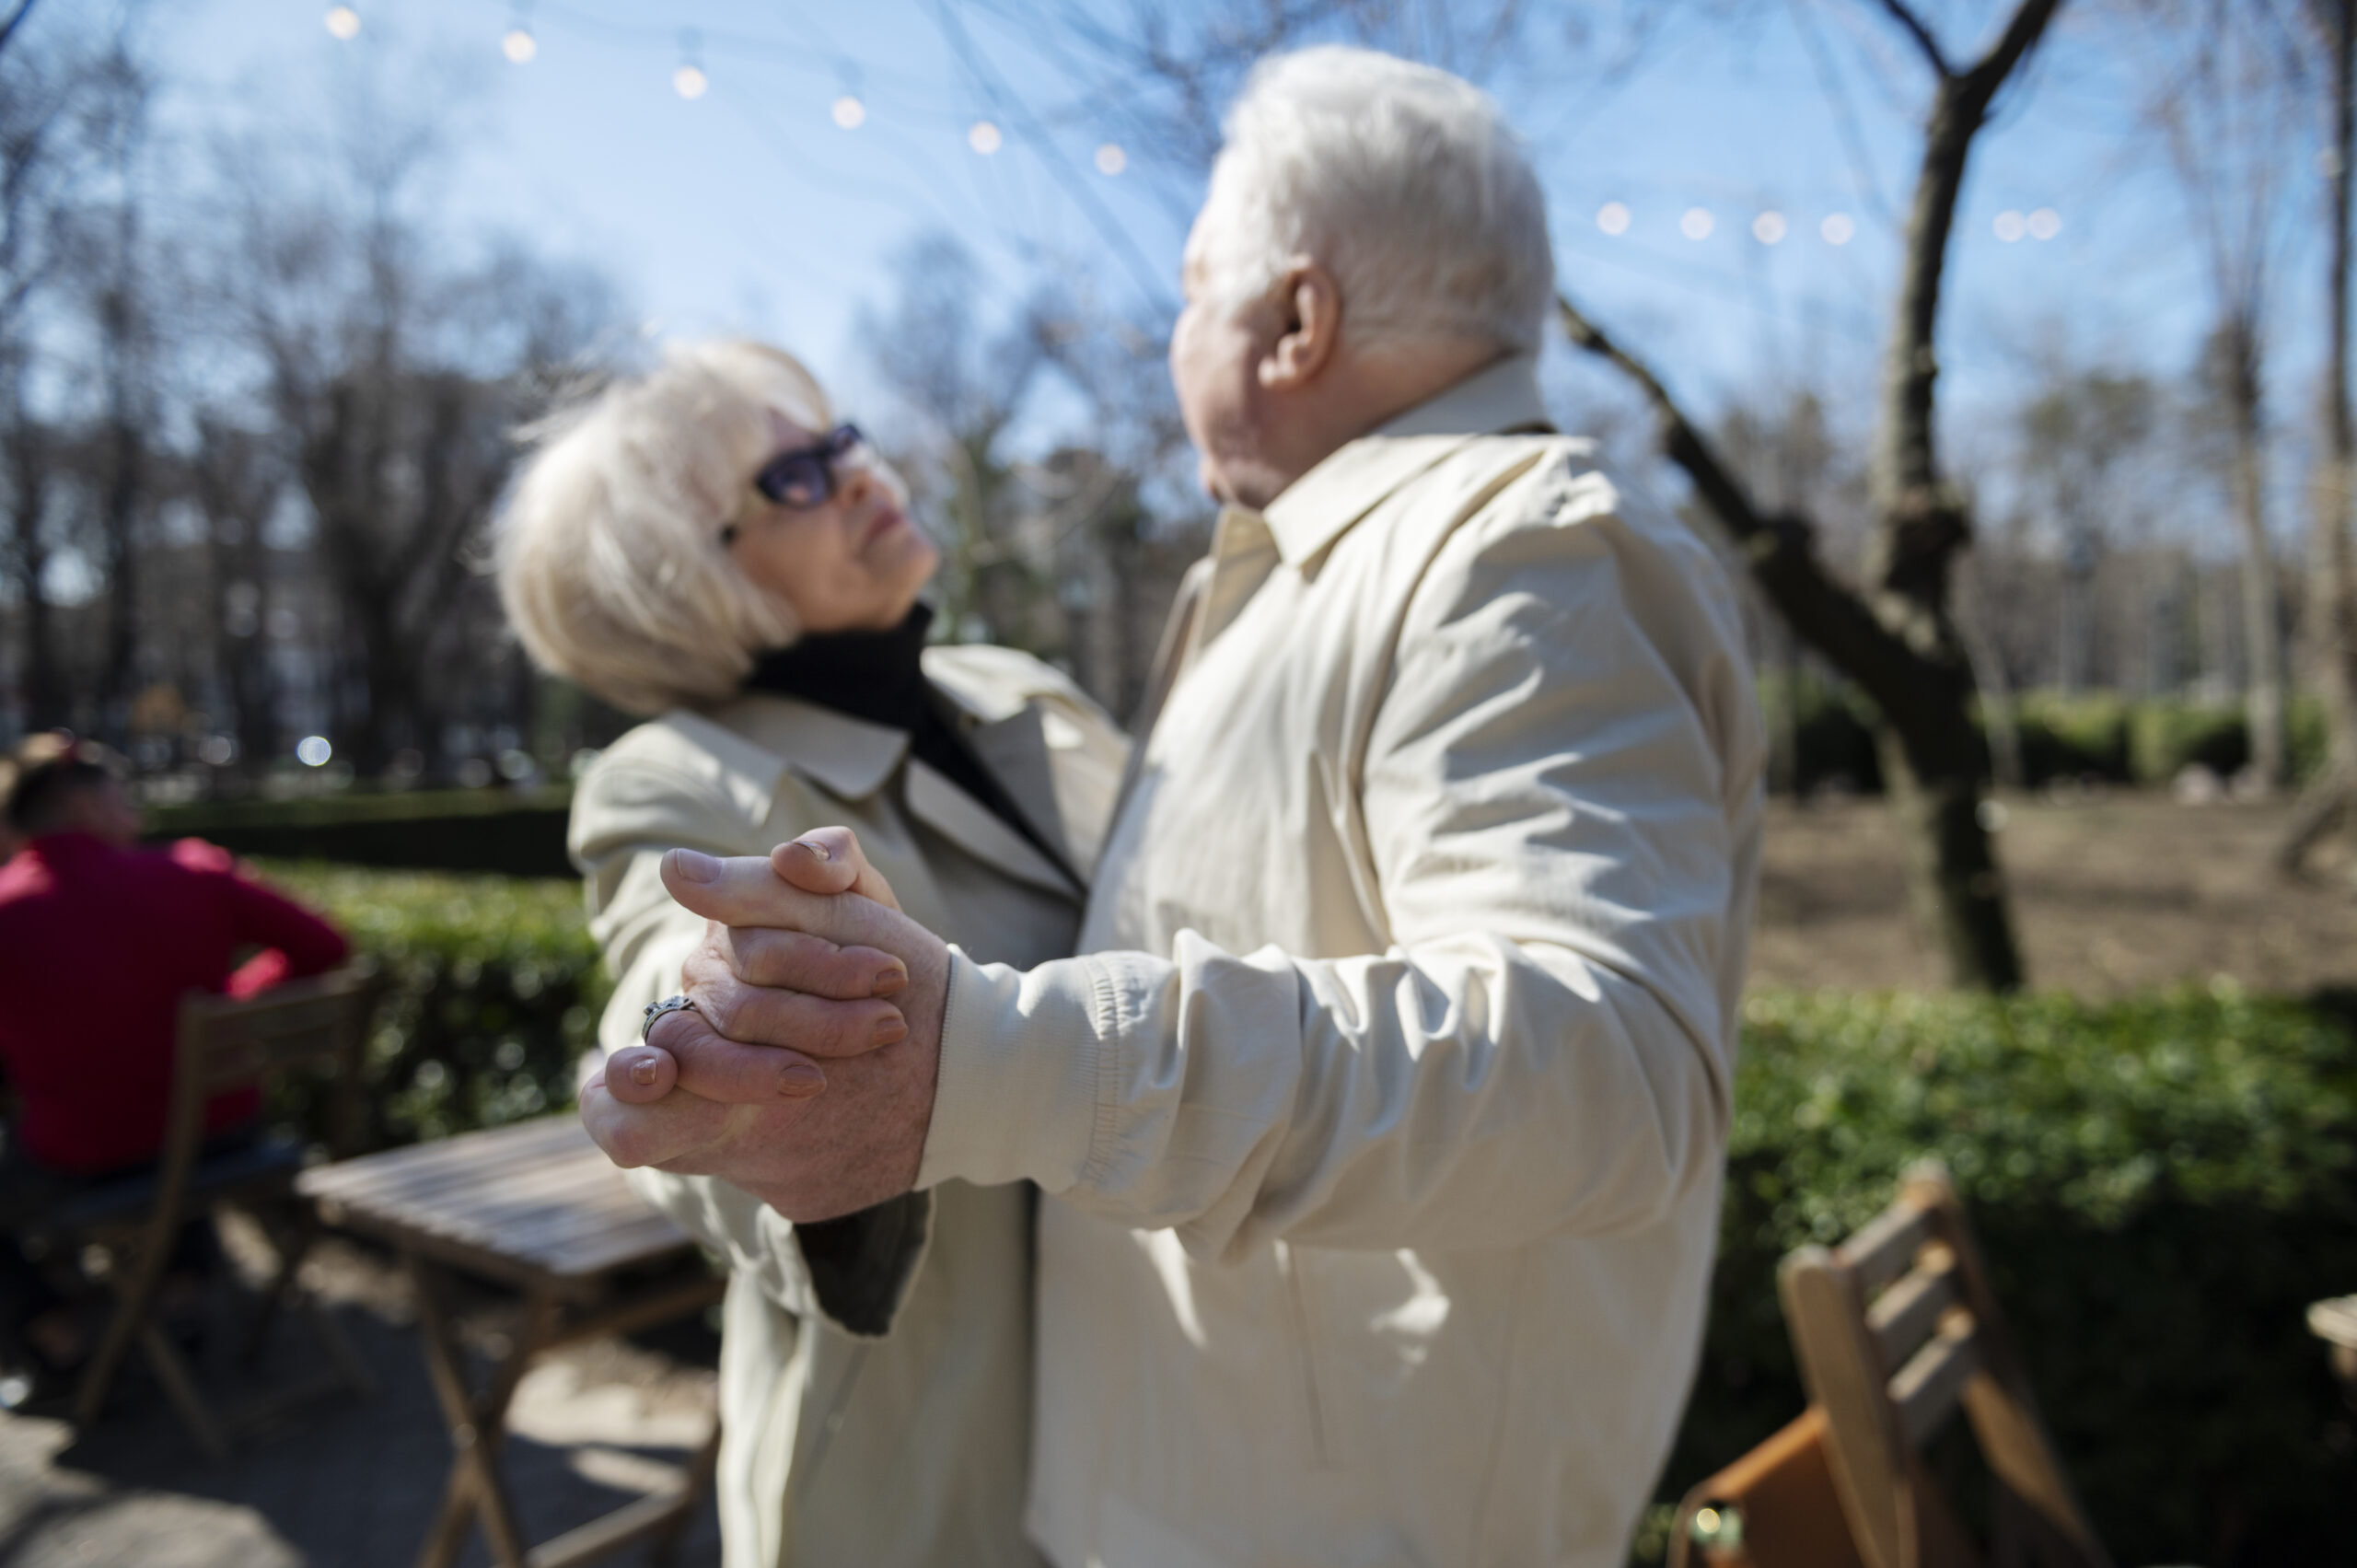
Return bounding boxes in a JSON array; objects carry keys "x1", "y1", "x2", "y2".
[{"x1": 136, "y1": 1, "x2": 2321, "y2": 537}]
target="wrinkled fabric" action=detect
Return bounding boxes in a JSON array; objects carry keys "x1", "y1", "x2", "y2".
[
  {"x1": 570, "y1": 644, "x2": 1127, "y2": 1568},
  {"x1": 916, "y1": 356, "x2": 1769, "y2": 1568}
]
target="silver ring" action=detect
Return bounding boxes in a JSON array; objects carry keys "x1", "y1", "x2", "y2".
[{"x1": 641, "y1": 994, "x2": 698, "y2": 1040}]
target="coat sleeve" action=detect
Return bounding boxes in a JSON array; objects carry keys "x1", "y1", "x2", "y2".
[
  {"x1": 916, "y1": 486, "x2": 1763, "y2": 1262},
  {"x1": 576, "y1": 753, "x2": 932, "y2": 1338}
]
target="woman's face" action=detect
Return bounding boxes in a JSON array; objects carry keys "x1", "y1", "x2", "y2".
[{"x1": 728, "y1": 408, "x2": 939, "y2": 634}]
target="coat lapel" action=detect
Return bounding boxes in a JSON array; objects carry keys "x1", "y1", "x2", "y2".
[
  {"x1": 710, "y1": 683, "x2": 1086, "y2": 900},
  {"x1": 903, "y1": 751, "x2": 1082, "y2": 900}
]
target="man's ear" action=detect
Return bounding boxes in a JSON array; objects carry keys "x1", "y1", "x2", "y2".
[{"x1": 1257, "y1": 260, "x2": 1341, "y2": 390}]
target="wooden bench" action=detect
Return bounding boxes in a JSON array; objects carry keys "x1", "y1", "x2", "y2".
[{"x1": 299, "y1": 1115, "x2": 726, "y2": 1568}]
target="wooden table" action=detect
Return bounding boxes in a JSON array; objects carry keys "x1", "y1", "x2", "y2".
[{"x1": 299, "y1": 1116, "x2": 726, "y2": 1568}]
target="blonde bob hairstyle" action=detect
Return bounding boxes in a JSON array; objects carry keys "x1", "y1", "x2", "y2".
[{"x1": 495, "y1": 339, "x2": 831, "y2": 716}]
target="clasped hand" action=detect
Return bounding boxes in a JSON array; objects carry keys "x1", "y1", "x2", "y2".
[{"x1": 578, "y1": 828, "x2": 950, "y2": 1221}]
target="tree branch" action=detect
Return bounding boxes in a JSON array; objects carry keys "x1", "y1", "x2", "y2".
[
  {"x1": 1554, "y1": 293, "x2": 1928, "y2": 720},
  {"x1": 1875, "y1": 0, "x2": 2061, "y2": 509},
  {"x1": 1957, "y1": 0, "x2": 2064, "y2": 109},
  {"x1": 0, "y1": 0, "x2": 41, "y2": 63},
  {"x1": 1868, "y1": 0, "x2": 1952, "y2": 77}
]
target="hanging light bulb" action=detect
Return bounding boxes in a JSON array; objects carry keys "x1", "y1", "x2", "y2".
[
  {"x1": 831, "y1": 95, "x2": 866, "y2": 129},
  {"x1": 324, "y1": 6, "x2": 361, "y2": 40},
  {"x1": 503, "y1": 27, "x2": 536, "y2": 63},
  {"x1": 674, "y1": 29, "x2": 706, "y2": 100}
]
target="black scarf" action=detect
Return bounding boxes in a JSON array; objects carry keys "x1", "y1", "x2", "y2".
[{"x1": 743, "y1": 605, "x2": 1048, "y2": 856}]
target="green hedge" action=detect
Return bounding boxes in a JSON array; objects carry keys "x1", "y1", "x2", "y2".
[
  {"x1": 1654, "y1": 989, "x2": 2357, "y2": 1567},
  {"x1": 1761, "y1": 679, "x2": 2333, "y2": 794},
  {"x1": 252, "y1": 862, "x2": 608, "y2": 1147},
  {"x1": 153, "y1": 789, "x2": 575, "y2": 877}
]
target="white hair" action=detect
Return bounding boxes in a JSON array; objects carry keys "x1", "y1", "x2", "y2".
[
  {"x1": 1188, "y1": 46, "x2": 1554, "y2": 355},
  {"x1": 494, "y1": 339, "x2": 829, "y2": 716}
]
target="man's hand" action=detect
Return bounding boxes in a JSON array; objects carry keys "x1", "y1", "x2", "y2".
[{"x1": 580, "y1": 827, "x2": 953, "y2": 1220}]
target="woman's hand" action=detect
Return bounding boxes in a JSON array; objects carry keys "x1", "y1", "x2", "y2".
[{"x1": 600, "y1": 827, "x2": 908, "y2": 1107}]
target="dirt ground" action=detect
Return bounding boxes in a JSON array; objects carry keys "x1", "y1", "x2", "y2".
[{"x1": 1749, "y1": 788, "x2": 2357, "y2": 997}]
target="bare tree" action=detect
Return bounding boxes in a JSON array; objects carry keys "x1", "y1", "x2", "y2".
[
  {"x1": 0, "y1": 16, "x2": 141, "y2": 732},
  {"x1": 2131, "y1": 0, "x2": 2311, "y2": 790},
  {"x1": 865, "y1": 232, "x2": 1051, "y2": 648},
  {"x1": 1560, "y1": 0, "x2": 2063, "y2": 991},
  {"x1": 188, "y1": 415, "x2": 284, "y2": 775},
  {"x1": 2281, "y1": 0, "x2": 2357, "y2": 869},
  {"x1": 213, "y1": 89, "x2": 618, "y2": 775},
  {"x1": 74, "y1": 43, "x2": 157, "y2": 738},
  {"x1": 2016, "y1": 366, "x2": 2159, "y2": 692},
  {"x1": 1718, "y1": 388, "x2": 1856, "y2": 796}
]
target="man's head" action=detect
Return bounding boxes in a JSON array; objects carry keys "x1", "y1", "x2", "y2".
[
  {"x1": 1171, "y1": 47, "x2": 1555, "y2": 508},
  {"x1": 6, "y1": 741, "x2": 140, "y2": 848}
]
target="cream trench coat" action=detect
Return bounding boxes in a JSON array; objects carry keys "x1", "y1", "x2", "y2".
[
  {"x1": 913, "y1": 356, "x2": 1768, "y2": 1568},
  {"x1": 569, "y1": 645, "x2": 1126, "y2": 1568}
]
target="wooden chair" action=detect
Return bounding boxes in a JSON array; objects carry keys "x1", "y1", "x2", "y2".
[
  {"x1": 1775, "y1": 1162, "x2": 2111, "y2": 1568},
  {"x1": 46, "y1": 964, "x2": 382, "y2": 1457}
]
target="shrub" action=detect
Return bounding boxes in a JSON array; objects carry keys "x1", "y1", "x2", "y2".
[
  {"x1": 1657, "y1": 989, "x2": 2357, "y2": 1567},
  {"x1": 154, "y1": 789, "x2": 575, "y2": 877},
  {"x1": 2127, "y1": 701, "x2": 2249, "y2": 786},
  {"x1": 1753, "y1": 684, "x2": 2331, "y2": 796},
  {"x1": 1758, "y1": 672, "x2": 1883, "y2": 795},
  {"x1": 2291, "y1": 694, "x2": 2331, "y2": 785},
  {"x1": 2010, "y1": 691, "x2": 2131, "y2": 784},
  {"x1": 251, "y1": 861, "x2": 608, "y2": 1147}
]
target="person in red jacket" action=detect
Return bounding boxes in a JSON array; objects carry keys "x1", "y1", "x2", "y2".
[{"x1": 0, "y1": 742, "x2": 349, "y2": 1390}]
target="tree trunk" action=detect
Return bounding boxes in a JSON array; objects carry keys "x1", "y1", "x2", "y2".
[
  {"x1": 93, "y1": 162, "x2": 146, "y2": 745},
  {"x1": 3, "y1": 404, "x2": 64, "y2": 730},
  {"x1": 197, "y1": 429, "x2": 283, "y2": 779},
  {"x1": 2282, "y1": 0, "x2": 2357, "y2": 869},
  {"x1": 1861, "y1": 32, "x2": 2042, "y2": 990},
  {"x1": 1958, "y1": 572, "x2": 2024, "y2": 792},
  {"x1": 99, "y1": 386, "x2": 139, "y2": 741},
  {"x1": 1558, "y1": 0, "x2": 2057, "y2": 992},
  {"x1": 2228, "y1": 347, "x2": 2286, "y2": 789},
  {"x1": 1770, "y1": 617, "x2": 1803, "y2": 797}
]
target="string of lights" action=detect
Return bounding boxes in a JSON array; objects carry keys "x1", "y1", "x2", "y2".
[{"x1": 309, "y1": 3, "x2": 2073, "y2": 261}]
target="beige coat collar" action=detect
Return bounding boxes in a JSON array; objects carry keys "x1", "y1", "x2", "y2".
[
  {"x1": 682, "y1": 681, "x2": 1083, "y2": 900},
  {"x1": 1260, "y1": 352, "x2": 1549, "y2": 566}
]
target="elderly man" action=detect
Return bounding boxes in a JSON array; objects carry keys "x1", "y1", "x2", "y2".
[{"x1": 591, "y1": 45, "x2": 1763, "y2": 1567}]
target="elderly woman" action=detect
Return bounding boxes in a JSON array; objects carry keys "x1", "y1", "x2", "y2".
[{"x1": 494, "y1": 339, "x2": 1125, "y2": 1568}]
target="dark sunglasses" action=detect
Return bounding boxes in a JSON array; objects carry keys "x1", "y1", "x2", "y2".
[{"x1": 752, "y1": 423, "x2": 865, "y2": 510}]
